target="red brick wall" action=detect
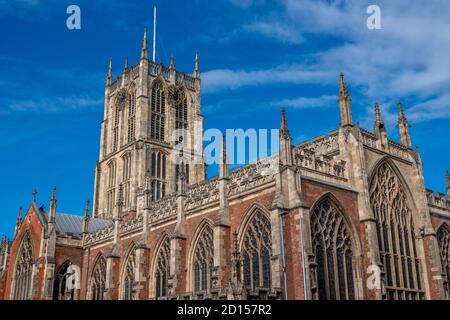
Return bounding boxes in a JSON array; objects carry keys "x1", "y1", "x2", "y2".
[{"x1": 3, "y1": 205, "x2": 44, "y2": 300}]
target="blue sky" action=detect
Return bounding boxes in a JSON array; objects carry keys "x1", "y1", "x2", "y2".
[{"x1": 1, "y1": 0, "x2": 449, "y2": 238}]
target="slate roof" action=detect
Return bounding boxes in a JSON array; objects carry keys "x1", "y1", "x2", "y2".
[{"x1": 42, "y1": 211, "x2": 113, "y2": 238}]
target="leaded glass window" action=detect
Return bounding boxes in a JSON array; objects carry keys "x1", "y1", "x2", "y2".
[
  {"x1": 192, "y1": 224, "x2": 213, "y2": 293},
  {"x1": 437, "y1": 224, "x2": 450, "y2": 298},
  {"x1": 107, "y1": 161, "x2": 116, "y2": 215},
  {"x1": 311, "y1": 197, "x2": 355, "y2": 300},
  {"x1": 127, "y1": 91, "x2": 136, "y2": 143},
  {"x1": 175, "y1": 91, "x2": 188, "y2": 141},
  {"x1": 122, "y1": 247, "x2": 137, "y2": 300},
  {"x1": 241, "y1": 210, "x2": 272, "y2": 291},
  {"x1": 150, "y1": 151, "x2": 167, "y2": 201},
  {"x1": 155, "y1": 237, "x2": 170, "y2": 298},
  {"x1": 150, "y1": 81, "x2": 165, "y2": 141},
  {"x1": 91, "y1": 256, "x2": 106, "y2": 300},
  {"x1": 112, "y1": 105, "x2": 120, "y2": 151},
  {"x1": 370, "y1": 162, "x2": 424, "y2": 300},
  {"x1": 122, "y1": 153, "x2": 132, "y2": 208},
  {"x1": 13, "y1": 234, "x2": 34, "y2": 300}
]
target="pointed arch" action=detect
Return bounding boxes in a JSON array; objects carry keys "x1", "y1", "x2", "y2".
[
  {"x1": 150, "y1": 148, "x2": 167, "y2": 201},
  {"x1": 53, "y1": 260, "x2": 74, "y2": 300},
  {"x1": 309, "y1": 193, "x2": 357, "y2": 300},
  {"x1": 151, "y1": 233, "x2": 170, "y2": 299},
  {"x1": 188, "y1": 219, "x2": 214, "y2": 295},
  {"x1": 120, "y1": 243, "x2": 137, "y2": 300},
  {"x1": 89, "y1": 254, "x2": 107, "y2": 300},
  {"x1": 369, "y1": 156, "x2": 420, "y2": 218},
  {"x1": 238, "y1": 204, "x2": 272, "y2": 292},
  {"x1": 369, "y1": 158, "x2": 425, "y2": 300},
  {"x1": 150, "y1": 79, "x2": 166, "y2": 141},
  {"x1": 12, "y1": 232, "x2": 34, "y2": 300},
  {"x1": 106, "y1": 159, "x2": 117, "y2": 215},
  {"x1": 174, "y1": 87, "x2": 188, "y2": 133},
  {"x1": 126, "y1": 82, "x2": 137, "y2": 143},
  {"x1": 436, "y1": 223, "x2": 450, "y2": 297},
  {"x1": 111, "y1": 91, "x2": 125, "y2": 152},
  {"x1": 121, "y1": 152, "x2": 132, "y2": 208}
]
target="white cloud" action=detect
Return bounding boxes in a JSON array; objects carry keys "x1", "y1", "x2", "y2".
[
  {"x1": 228, "y1": 0, "x2": 260, "y2": 8},
  {"x1": 203, "y1": 0, "x2": 450, "y2": 124},
  {"x1": 203, "y1": 64, "x2": 334, "y2": 93},
  {"x1": 243, "y1": 21, "x2": 304, "y2": 44},
  {"x1": 4, "y1": 96, "x2": 102, "y2": 114},
  {"x1": 273, "y1": 95, "x2": 336, "y2": 109}
]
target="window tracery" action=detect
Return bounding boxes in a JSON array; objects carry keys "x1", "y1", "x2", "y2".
[
  {"x1": 91, "y1": 256, "x2": 106, "y2": 300},
  {"x1": 155, "y1": 237, "x2": 170, "y2": 299},
  {"x1": 151, "y1": 81, "x2": 165, "y2": 141},
  {"x1": 437, "y1": 224, "x2": 450, "y2": 297},
  {"x1": 13, "y1": 234, "x2": 34, "y2": 300},
  {"x1": 122, "y1": 247, "x2": 137, "y2": 300},
  {"x1": 192, "y1": 224, "x2": 214, "y2": 294},
  {"x1": 241, "y1": 210, "x2": 272, "y2": 291},
  {"x1": 370, "y1": 162, "x2": 424, "y2": 300},
  {"x1": 311, "y1": 197, "x2": 355, "y2": 300}
]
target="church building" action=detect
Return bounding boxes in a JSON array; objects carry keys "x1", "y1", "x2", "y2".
[{"x1": 0, "y1": 29, "x2": 449, "y2": 301}]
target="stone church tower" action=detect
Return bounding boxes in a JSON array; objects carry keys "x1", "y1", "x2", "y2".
[{"x1": 93, "y1": 30, "x2": 206, "y2": 219}]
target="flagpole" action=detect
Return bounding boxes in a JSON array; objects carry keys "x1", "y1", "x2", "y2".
[{"x1": 153, "y1": 5, "x2": 156, "y2": 63}]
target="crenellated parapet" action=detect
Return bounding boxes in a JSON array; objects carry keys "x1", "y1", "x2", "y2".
[
  {"x1": 84, "y1": 224, "x2": 114, "y2": 246},
  {"x1": 108, "y1": 61, "x2": 197, "y2": 94},
  {"x1": 359, "y1": 127, "x2": 413, "y2": 162},
  {"x1": 292, "y1": 132, "x2": 347, "y2": 181},
  {"x1": 426, "y1": 189, "x2": 450, "y2": 211}
]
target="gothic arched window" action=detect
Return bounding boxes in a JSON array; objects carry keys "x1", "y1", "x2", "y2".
[
  {"x1": 192, "y1": 224, "x2": 214, "y2": 294},
  {"x1": 53, "y1": 261, "x2": 74, "y2": 300},
  {"x1": 90, "y1": 256, "x2": 106, "y2": 300},
  {"x1": 437, "y1": 224, "x2": 450, "y2": 297},
  {"x1": 107, "y1": 161, "x2": 116, "y2": 215},
  {"x1": 370, "y1": 162, "x2": 424, "y2": 300},
  {"x1": 150, "y1": 151, "x2": 167, "y2": 201},
  {"x1": 113, "y1": 105, "x2": 120, "y2": 152},
  {"x1": 150, "y1": 81, "x2": 166, "y2": 141},
  {"x1": 122, "y1": 247, "x2": 137, "y2": 300},
  {"x1": 241, "y1": 210, "x2": 272, "y2": 291},
  {"x1": 127, "y1": 91, "x2": 136, "y2": 143},
  {"x1": 175, "y1": 90, "x2": 188, "y2": 142},
  {"x1": 13, "y1": 234, "x2": 34, "y2": 300},
  {"x1": 122, "y1": 153, "x2": 132, "y2": 208},
  {"x1": 155, "y1": 237, "x2": 170, "y2": 299},
  {"x1": 311, "y1": 197, "x2": 356, "y2": 300}
]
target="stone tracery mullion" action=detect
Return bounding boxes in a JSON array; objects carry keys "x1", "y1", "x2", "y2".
[
  {"x1": 13, "y1": 235, "x2": 33, "y2": 300},
  {"x1": 193, "y1": 224, "x2": 213, "y2": 293},
  {"x1": 155, "y1": 237, "x2": 170, "y2": 298},
  {"x1": 241, "y1": 211, "x2": 272, "y2": 293},
  {"x1": 370, "y1": 162, "x2": 424, "y2": 300},
  {"x1": 437, "y1": 226, "x2": 450, "y2": 296},
  {"x1": 123, "y1": 248, "x2": 136, "y2": 300},
  {"x1": 91, "y1": 256, "x2": 106, "y2": 300},
  {"x1": 311, "y1": 199, "x2": 355, "y2": 300}
]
